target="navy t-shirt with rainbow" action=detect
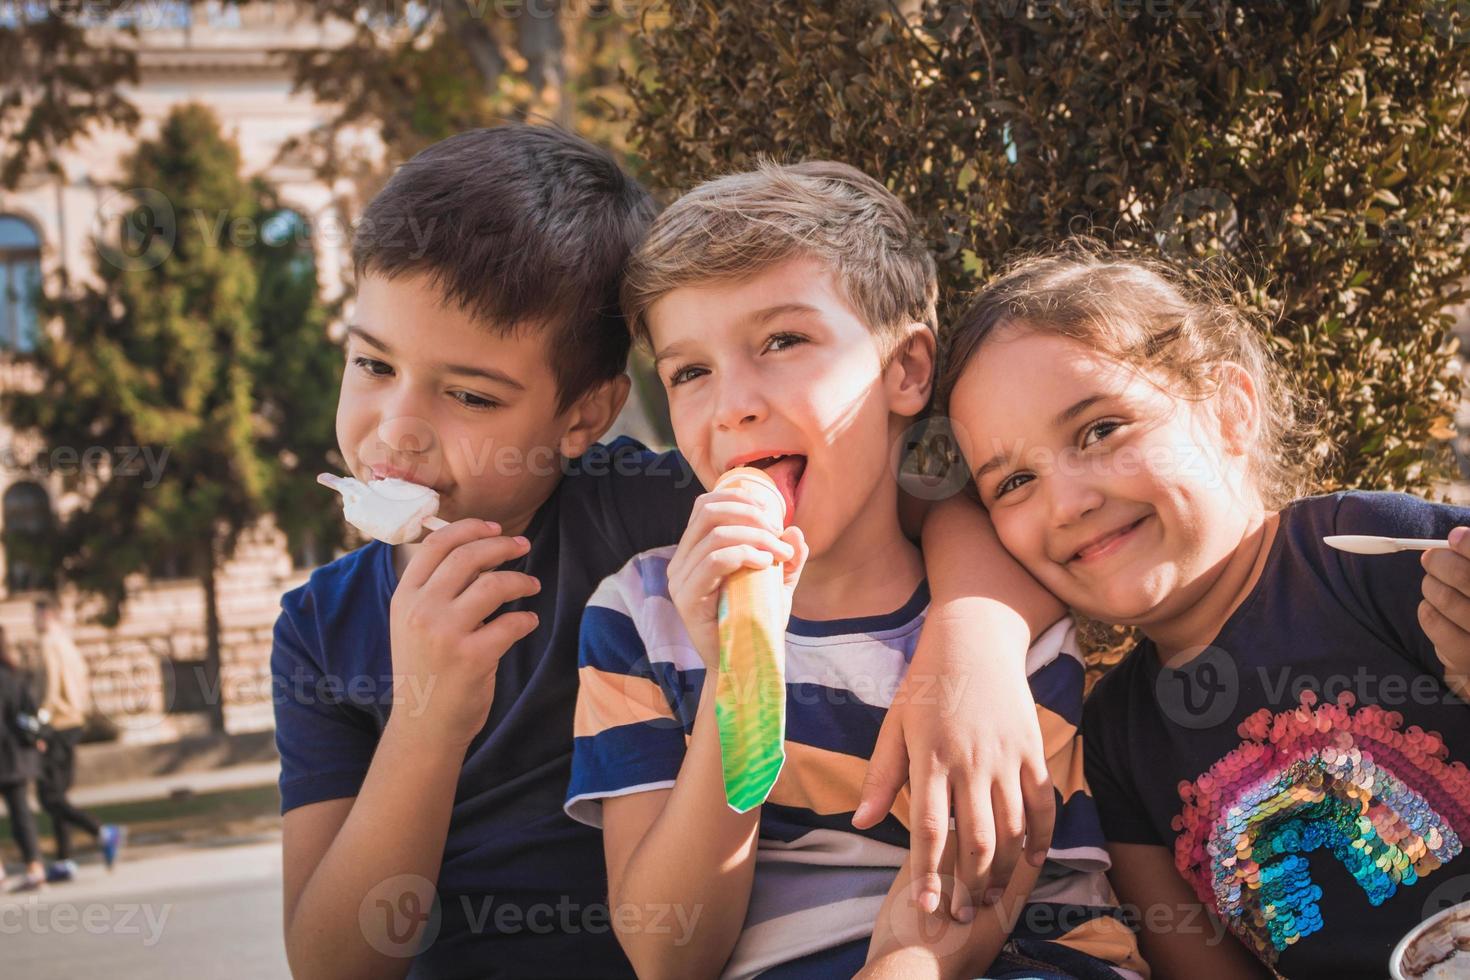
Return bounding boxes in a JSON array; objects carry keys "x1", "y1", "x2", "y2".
[
  {"x1": 1083, "y1": 491, "x2": 1470, "y2": 978},
  {"x1": 271, "y1": 438, "x2": 702, "y2": 979}
]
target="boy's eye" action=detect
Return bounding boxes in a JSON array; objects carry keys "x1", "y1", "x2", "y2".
[
  {"x1": 764, "y1": 332, "x2": 806, "y2": 353},
  {"x1": 351, "y1": 355, "x2": 392, "y2": 377},
  {"x1": 667, "y1": 365, "x2": 707, "y2": 387},
  {"x1": 451, "y1": 390, "x2": 499, "y2": 410}
]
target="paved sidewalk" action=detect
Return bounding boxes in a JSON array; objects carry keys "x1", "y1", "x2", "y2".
[{"x1": 1, "y1": 835, "x2": 288, "y2": 979}]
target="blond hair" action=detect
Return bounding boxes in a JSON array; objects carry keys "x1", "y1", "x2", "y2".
[
  {"x1": 622, "y1": 160, "x2": 937, "y2": 356},
  {"x1": 938, "y1": 247, "x2": 1326, "y2": 510}
]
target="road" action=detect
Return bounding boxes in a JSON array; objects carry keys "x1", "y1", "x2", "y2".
[{"x1": 1, "y1": 834, "x2": 288, "y2": 979}]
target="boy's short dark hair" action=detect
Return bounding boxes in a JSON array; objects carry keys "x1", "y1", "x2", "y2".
[{"x1": 352, "y1": 124, "x2": 656, "y2": 412}]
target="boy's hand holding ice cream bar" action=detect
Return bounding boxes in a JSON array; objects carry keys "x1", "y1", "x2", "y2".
[
  {"x1": 318, "y1": 472, "x2": 448, "y2": 544},
  {"x1": 662, "y1": 463, "x2": 807, "y2": 813}
]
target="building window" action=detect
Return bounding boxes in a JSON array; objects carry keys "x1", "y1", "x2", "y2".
[
  {"x1": 0, "y1": 215, "x2": 41, "y2": 353},
  {"x1": 3, "y1": 481, "x2": 54, "y2": 594}
]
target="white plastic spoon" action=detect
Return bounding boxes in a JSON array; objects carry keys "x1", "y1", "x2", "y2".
[{"x1": 1324, "y1": 535, "x2": 1452, "y2": 555}]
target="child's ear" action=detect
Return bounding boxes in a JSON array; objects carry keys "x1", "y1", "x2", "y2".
[
  {"x1": 559, "y1": 374, "x2": 631, "y2": 458},
  {"x1": 884, "y1": 323, "x2": 937, "y2": 417},
  {"x1": 1210, "y1": 361, "x2": 1260, "y2": 456}
]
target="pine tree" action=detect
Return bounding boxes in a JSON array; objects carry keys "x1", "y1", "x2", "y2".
[{"x1": 3, "y1": 103, "x2": 338, "y2": 732}]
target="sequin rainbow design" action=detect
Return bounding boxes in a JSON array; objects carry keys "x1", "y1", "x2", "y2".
[{"x1": 1171, "y1": 690, "x2": 1470, "y2": 966}]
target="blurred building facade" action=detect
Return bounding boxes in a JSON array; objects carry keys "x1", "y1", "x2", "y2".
[
  {"x1": 0, "y1": 1, "x2": 668, "y2": 745},
  {"x1": 0, "y1": 2, "x2": 367, "y2": 742}
]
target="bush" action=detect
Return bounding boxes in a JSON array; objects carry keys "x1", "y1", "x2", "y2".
[{"x1": 628, "y1": 0, "x2": 1470, "y2": 498}]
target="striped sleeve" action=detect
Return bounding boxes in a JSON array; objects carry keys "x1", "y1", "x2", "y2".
[
  {"x1": 1027, "y1": 617, "x2": 1109, "y2": 872},
  {"x1": 566, "y1": 548, "x2": 697, "y2": 828},
  {"x1": 1024, "y1": 619, "x2": 1146, "y2": 976}
]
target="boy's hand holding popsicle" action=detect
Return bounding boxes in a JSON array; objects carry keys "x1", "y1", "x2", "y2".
[{"x1": 664, "y1": 469, "x2": 808, "y2": 672}]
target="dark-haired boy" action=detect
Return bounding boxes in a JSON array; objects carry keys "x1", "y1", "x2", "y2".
[
  {"x1": 272, "y1": 125, "x2": 693, "y2": 979},
  {"x1": 272, "y1": 125, "x2": 1065, "y2": 979}
]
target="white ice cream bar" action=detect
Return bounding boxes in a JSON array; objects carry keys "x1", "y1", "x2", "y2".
[{"x1": 317, "y1": 473, "x2": 448, "y2": 545}]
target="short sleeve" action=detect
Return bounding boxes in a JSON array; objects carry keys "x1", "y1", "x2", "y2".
[
  {"x1": 1080, "y1": 678, "x2": 1165, "y2": 847},
  {"x1": 271, "y1": 603, "x2": 379, "y2": 813},
  {"x1": 1330, "y1": 491, "x2": 1470, "y2": 679},
  {"x1": 565, "y1": 559, "x2": 693, "y2": 828},
  {"x1": 578, "y1": 438, "x2": 703, "y2": 557}
]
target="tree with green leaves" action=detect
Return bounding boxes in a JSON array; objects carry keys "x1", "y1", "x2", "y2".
[
  {"x1": 1, "y1": 1, "x2": 641, "y2": 191},
  {"x1": 2, "y1": 103, "x2": 341, "y2": 731},
  {"x1": 629, "y1": 0, "x2": 1470, "y2": 498}
]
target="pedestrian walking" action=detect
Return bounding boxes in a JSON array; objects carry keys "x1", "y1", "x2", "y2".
[
  {"x1": 33, "y1": 599, "x2": 123, "y2": 881},
  {"x1": 0, "y1": 623, "x2": 45, "y2": 892}
]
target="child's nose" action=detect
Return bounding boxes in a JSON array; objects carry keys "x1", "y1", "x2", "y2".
[
  {"x1": 1048, "y1": 470, "x2": 1106, "y2": 527},
  {"x1": 712, "y1": 379, "x2": 767, "y2": 431},
  {"x1": 376, "y1": 412, "x2": 438, "y2": 456}
]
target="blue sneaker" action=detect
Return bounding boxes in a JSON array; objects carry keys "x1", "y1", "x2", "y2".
[
  {"x1": 99, "y1": 825, "x2": 126, "y2": 871},
  {"x1": 45, "y1": 860, "x2": 77, "y2": 883}
]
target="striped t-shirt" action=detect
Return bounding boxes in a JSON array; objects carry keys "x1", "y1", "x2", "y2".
[{"x1": 567, "y1": 546, "x2": 1145, "y2": 979}]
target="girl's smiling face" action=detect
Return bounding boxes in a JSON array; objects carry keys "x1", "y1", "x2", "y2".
[{"x1": 948, "y1": 325, "x2": 1264, "y2": 629}]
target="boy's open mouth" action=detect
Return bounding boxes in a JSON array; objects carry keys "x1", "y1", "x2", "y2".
[{"x1": 745, "y1": 453, "x2": 806, "y2": 524}]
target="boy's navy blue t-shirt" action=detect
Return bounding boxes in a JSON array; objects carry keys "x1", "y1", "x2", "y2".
[
  {"x1": 271, "y1": 437, "x2": 701, "y2": 979},
  {"x1": 1082, "y1": 491, "x2": 1470, "y2": 978}
]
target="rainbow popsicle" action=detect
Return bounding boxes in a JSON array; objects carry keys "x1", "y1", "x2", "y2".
[{"x1": 713, "y1": 467, "x2": 789, "y2": 813}]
